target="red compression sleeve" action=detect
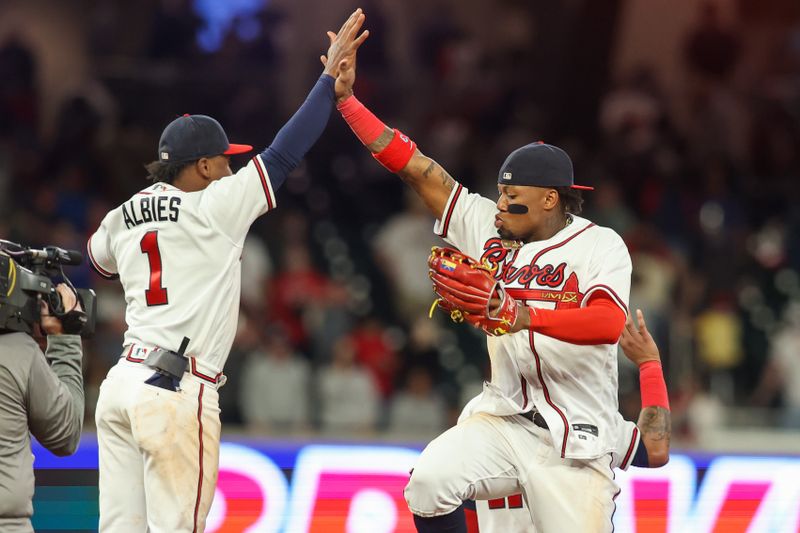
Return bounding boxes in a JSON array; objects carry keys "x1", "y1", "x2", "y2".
[
  {"x1": 373, "y1": 129, "x2": 416, "y2": 172},
  {"x1": 337, "y1": 96, "x2": 417, "y2": 172},
  {"x1": 337, "y1": 95, "x2": 387, "y2": 145},
  {"x1": 526, "y1": 292, "x2": 626, "y2": 344},
  {"x1": 640, "y1": 361, "x2": 670, "y2": 409}
]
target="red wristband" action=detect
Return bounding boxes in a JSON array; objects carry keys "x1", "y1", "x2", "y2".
[
  {"x1": 373, "y1": 129, "x2": 417, "y2": 173},
  {"x1": 337, "y1": 95, "x2": 386, "y2": 145},
  {"x1": 639, "y1": 361, "x2": 670, "y2": 410}
]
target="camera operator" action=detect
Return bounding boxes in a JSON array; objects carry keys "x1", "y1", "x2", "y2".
[{"x1": 0, "y1": 283, "x2": 85, "y2": 533}]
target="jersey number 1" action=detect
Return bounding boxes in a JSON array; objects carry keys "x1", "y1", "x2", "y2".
[{"x1": 140, "y1": 230, "x2": 168, "y2": 306}]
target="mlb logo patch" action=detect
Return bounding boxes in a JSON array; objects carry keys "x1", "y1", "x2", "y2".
[
  {"x1": 441, "y1": 260, "x2": 457, "y2": 272},
  {"x1": 502, "y1": 172, "x2": 512, "y2": 180}
]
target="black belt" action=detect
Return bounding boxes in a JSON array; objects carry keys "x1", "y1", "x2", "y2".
[{"x1": 520, "y1": 410, "x2": 549, "y2": 429}]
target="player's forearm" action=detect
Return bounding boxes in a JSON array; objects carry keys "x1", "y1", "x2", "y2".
[
  {"x1": 365, "y1": 130, "x2": 454, "y2": 194},
  {"x1": 259, "y1": 74, "x2": 335, "y2": 190},
  {"x1": 637, "y1": 360, "x2": 670, "y2": 467},
  {"x1": 364, "y1": 127, "x2": 436, "y2": 185},
  {"x1": 638, "y1": 406, "x2": 671, "y2": 467},
  {"x1": 397, "y1": 153, "x2": 457, "y2": 216},
  {"x1": 337, "y1": 95, "x2": 454, "y2": 218},
  {"x1": 367, "y1": 126, "x2": 395, "y2": 153},
  {"x1": 337, "y1": 95, "x2": 416, "y2": 172}
]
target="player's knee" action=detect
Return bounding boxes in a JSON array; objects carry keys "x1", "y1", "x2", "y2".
[{"x1": 404, "y1": 466, "x2": 458, "y2": 516}]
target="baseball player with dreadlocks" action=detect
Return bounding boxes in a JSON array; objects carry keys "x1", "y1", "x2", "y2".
[
  {"x1": 87, "y1": 10, "x2": 368, "y2": 532},
  {"x1": 328, "y1": 41, "x2": 670, "y2": 532}
]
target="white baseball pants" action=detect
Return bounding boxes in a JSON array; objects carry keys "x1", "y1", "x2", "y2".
[
  {"x1": 405, "y1": 412, "x2": 619, "y2": 532},
  {"x1": 95, "y1": 358, "x2": 222, "y2": 532}
]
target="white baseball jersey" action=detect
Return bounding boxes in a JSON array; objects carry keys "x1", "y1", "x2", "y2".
[
  {"x1": 434, "y1": 183, "x2": 632, "y2": 460},
  {"x1": 87, "y1": 155, "x2": 276, "y2": 374}
]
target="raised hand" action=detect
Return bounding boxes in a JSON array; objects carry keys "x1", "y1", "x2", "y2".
[
  {"x1": 620, "y1": 309, "x2": 661, "y2": 366},
  {"x1": 332, "y1": 53, "x2": 359, "y2": 103},
  {"x1": 320, "y1": 8, "x2": 369, "y2": 102}
]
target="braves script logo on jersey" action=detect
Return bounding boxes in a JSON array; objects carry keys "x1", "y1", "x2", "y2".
[
  {"x1": 479, "y1": 238, "x2": 583, "y2": 308},
  {"x1": 480, "y1": 238, "x2": 565, "y2": 288}
]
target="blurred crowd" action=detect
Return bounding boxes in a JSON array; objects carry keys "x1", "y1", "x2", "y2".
[{"x1": 1, "y1": 0, "x2": 799, "y2": 445}]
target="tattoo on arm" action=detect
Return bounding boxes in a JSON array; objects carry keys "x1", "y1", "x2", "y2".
[
  {"x1": 638, "y1": 406, "x2": 671, "y2": 443},
  {"x1": 422, "y1": 160, "x2": 436, "y2": 178},
  {"x1": 438, "y1": 166, "x2": 455, "y2": 192},
  {"x1": 398, "y1": 158, "x2": 456, "y2": 193},
  {"x1": 365, "y1": 124, "x2": 456, "y2": 193},
  {"x1": 367, "y1": 127, "x2": 395, "y2": 153}
]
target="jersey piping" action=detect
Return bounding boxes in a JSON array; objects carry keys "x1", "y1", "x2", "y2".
[
  {"x1": 529, "y1": 329, "x2": 570, "y2": 458},
  {"x1": 584, "y1": 283, "x2": 629, "y2": 315},
  {"x1": 86, "y1": 235, "x2": 116, "y2": 279},
  {"x1": 192, "y1": 384, "x2": 205, "y2": 533},
  {"x1": 252, "y1": 155, "x2": 277, "y2": 210},
  {"x1": 436, "y1": 184, "x2": 464, "y2": 238},
  {"x1": 530, "y1": 222, "x2": 596, "y2": 264},
  {"x1": 621, "y1": 425, "x2": 639, "y2": 469},
  {"x1": 522, "y1": 221, "x2": 598, "y2": 458},
  {"x1": 189, "y1": 358, "x2": 223, "y2": 383},
  {"x1": 610, "y1": 458, "x2": 621, "y2": 533}
]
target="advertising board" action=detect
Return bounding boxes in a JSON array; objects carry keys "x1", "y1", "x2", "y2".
[{"x1": 31, "y1": 436, "x2": 800, "y2": 532}]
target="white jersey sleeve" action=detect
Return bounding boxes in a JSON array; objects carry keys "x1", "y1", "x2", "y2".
[
  {"x1": 581, "y1": 227, "x2": 632, "y2": 316},
  {"x1": 433, "y1": 184, "x2": 498, "y2": 259},
  {"x1": 87, "y1": 213, "x2": 118, "y2": 279},
  {"x1": 199, "y1": 155, "x2": 277, "y2": 245}
]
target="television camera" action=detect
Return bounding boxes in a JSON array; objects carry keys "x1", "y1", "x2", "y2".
[{"x1": 0, "y1": 240, "x2": 96, "y2": 337}]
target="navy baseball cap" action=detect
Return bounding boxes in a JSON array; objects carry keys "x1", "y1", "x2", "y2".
[
  {"x1": 497, "y1": 142, "x2": 593, "y2": 190},
  {"x1": 158, "y1": 114, "x2": 253, "y2": 163}
]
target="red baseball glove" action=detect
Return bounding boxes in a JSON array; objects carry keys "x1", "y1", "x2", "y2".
[{"x1": 427, "y1": 247, "x2": 519, "y2": 336}]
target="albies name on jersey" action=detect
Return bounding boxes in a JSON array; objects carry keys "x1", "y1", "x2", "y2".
[{"x1": 122, "y1": 195, "x2": 182, "y2": 229}]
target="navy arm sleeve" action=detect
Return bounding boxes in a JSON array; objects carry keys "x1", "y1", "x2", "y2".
[
  {"x1": 260, "y1": 74, "x2": 335, "y2": 191},
  {"x1": 631, "y1": 439, "x2": 649, "y2": 467}
]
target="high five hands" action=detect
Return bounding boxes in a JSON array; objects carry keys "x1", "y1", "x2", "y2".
[{"x1": 321, "y1": 8, "x2": 369, "y2": 103}]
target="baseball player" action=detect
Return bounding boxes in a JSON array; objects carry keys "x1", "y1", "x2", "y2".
[
  {"x1": 330, "y1": 54, "x2": 670, "y2": 532},
  {"x1": 468, "y1": 309, "x2": 671, "y2": 532},
  {"x1": 86, "y1": 11, "x2": 368, "y2": 532}
]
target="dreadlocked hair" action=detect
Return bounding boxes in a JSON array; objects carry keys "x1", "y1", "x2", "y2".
[
  {"x1": 554, "y1": 186, "x2": 584, "y2": 215},
  {"x1": 144, "y1": 160, "x2": 195, "y2": 184}
]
